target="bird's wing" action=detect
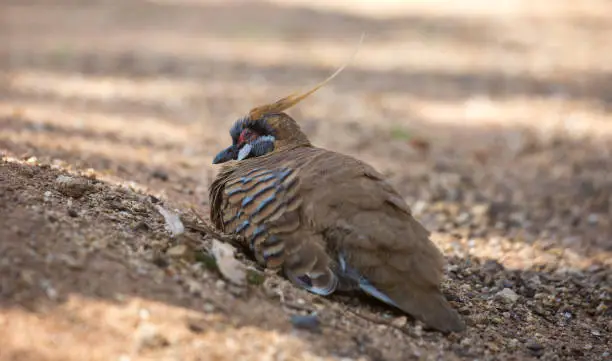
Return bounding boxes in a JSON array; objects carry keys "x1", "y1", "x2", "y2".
[{"x1": 297, "y1": 150, "x2": 465, "y2": 332}]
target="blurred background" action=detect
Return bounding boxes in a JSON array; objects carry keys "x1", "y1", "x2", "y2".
[
  {"x1": 2, "y1": 0, "x2": 611, "y2": 260},
  {"x1": 1, "y1": 1, "x2": 612, "y2": 360}
]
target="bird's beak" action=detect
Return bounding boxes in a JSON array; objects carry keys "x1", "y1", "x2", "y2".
[{"x1": 212, "y1": 145, "x2": 237, "y2": 164}]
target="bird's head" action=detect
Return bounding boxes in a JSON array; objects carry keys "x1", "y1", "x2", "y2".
[
  {"x1": 211, "y1": 111, "x2": 309, "y2": 164},
  {"x1": 212, "y1": 34, "x2": 364, "y2": 165}
]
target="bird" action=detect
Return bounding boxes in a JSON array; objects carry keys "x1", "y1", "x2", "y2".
[{"x1": 208, "y1": 43, "x2": 465, "y2": 333}]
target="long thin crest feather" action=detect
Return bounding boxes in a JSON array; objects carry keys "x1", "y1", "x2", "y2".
[{"x1": 248, "y1": 33, "x2": 365, "y2": 120}]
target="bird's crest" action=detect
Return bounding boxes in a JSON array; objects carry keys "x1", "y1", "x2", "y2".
[{"x1": 247, "y1": 33, "x2": 365, "y2": 121}]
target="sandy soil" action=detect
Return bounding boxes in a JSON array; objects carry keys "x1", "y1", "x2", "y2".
[{"x1": 1, "y1": 1, "x2": 611, "y2": 360}]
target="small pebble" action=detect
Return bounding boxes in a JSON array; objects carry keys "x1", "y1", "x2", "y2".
[
  {"x1": 186, "y1": 318, "x2": 206, "y2": 333},
  {"x1": 412, "y1": 323, "x2": 423, "y2": 337},
  {"x1": 215, "y1": 279, "x2": 226, "y2": 289},
  {"x1": 67, "y1": 208, "x2": 79, "y2": 217},
  {"x1": 495, "y1": 288, "x2": 519, "y2": 304},
  {"x1": 486, "y1": 342, "x2": 500, "y2": 352},
  {"x1": 138, "y1": 308, "x2": 150, "y2": 320},
  {"x1": 528, "y1": 275, "x2": 542, "y2": 286},
  {"x1": 525, "y1": 340, "x2": 544, "y2": 350},
  {"x1": 40, "y1": 279, "x2": 58, "y2": 301},
  {"x1": 501, "y1": 279, "x2": 514, "y2": 288},
  {"x1": 595, "y1": 303, "x2": 608, "y2": 314},
  {"x1": 55, "y1": 175, "x2": 93, "y2": 198},
  {"x1": 471, "y1": 204, "x2": 489, "y2": 217},
  {"x1": 134, "y1": 323, "x2": 169, "y2": 350},
  {"x1": 456, "y1": 212, "x2": 470, "y2": 224},
  {"x1": 491, "y1": 316, "x2": 503, "y2": 324},
  {"x1": 447, "y1": 264, "x2": 460, "y2": 273},
  {"x1": 83, "y1": 168, "x2": 96, "y2": 179},
  {"x1": 151, "y1": 169, "x2": 169, "y2": 181},
  {"x1": 203, "y1": 302, "x2": 215, "y2": 313},
  {"x1": 290, "y1": 313, "x2": 321, "y2": 333},
  {"x1": 133, "y1": 221, "x2": 149, "y2": 232},
  {"x1": 526, "y1": 339, "x2": 544, "y2": 353},
  {"x1": 152, "y1": 255, "x2": 168, "y2": 268},
  {"x1": 586, "y1": 213, "x2": 599, "y2": 225},
  {"x1": 391, "y1": 316, "x2": 407, "y2": 328},
  {"x1": 166, "y1": 244, "x2": 192, "y2": 259},
  {"x1": 482, "y1": 259, "x2": 505, "y2": 273},
  {"x1": 26, "y1": 156, "x2": 38, "y2": 165}
]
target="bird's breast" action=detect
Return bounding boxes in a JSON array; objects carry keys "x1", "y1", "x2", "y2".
[{"x1": 215, "y1": 164, "x2": 303, "y2": 268}]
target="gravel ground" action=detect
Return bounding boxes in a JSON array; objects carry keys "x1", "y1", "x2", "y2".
[{"x1": 1, "y1": 1, "x2": 611, "y2": 360}]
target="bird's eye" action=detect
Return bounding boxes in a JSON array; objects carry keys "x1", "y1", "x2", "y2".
[
  {"x1": 237, "y1": 130, "x2": 248, "y2": 144},
  {"x1": 238, "y1": 129, "x2": 258, "y2": 145}
]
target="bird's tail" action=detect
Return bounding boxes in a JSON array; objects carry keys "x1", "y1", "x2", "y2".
[{"x1": 385, "y1": 285, "x2": 465, "y2": 333}]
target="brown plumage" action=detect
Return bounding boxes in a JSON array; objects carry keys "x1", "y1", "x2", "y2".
[{"x1": 209, "y1": 44, "x2": 465, "y2": 333}]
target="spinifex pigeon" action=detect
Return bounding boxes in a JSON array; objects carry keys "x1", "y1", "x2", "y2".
[{"x1": 209, "y1": 44, "x2": 465, "y2": 333}]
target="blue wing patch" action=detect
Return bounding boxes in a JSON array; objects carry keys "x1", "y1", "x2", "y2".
[{"x1": 337, "y1": 253, "x2": 399, "y2": 308}]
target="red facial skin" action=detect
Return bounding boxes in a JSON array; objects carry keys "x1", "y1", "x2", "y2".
[{"x1": 238, "y1": 129, "x2": 259, "y2": 145}]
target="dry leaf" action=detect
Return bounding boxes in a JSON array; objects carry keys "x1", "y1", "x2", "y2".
[
  {"x1": 155, "y1": 205, "x2": 185, "y2": 236},
  {"x1": 211, "y1": 238, "x2": 246, "y2": 286}
]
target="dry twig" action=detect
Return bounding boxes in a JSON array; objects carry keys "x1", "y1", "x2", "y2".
[
  {"x1": 343, "y1": 308, "x2": 412, "y2": 336},
  {"x1": 306, "y1": 296, "x2": 413, "y2": 336},
  {"x1": 282, "y1": 301, "x2": 317, "y2": 313},
  {"x1": 186, "y1": 207, "x2": 244, "y2": 249}
]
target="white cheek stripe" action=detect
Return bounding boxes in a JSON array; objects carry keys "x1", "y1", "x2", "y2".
[{"x1": 237, "y1": 143, "x2": 252, "y2": 161}]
